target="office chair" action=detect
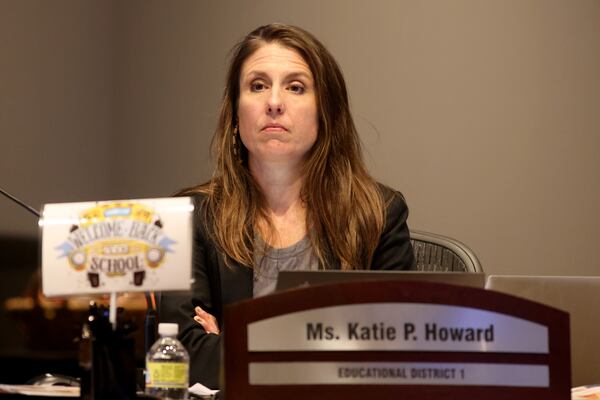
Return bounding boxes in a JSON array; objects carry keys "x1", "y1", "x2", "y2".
[{"x1": 410, "y1": 230, "x2": 483, "y2": 273}]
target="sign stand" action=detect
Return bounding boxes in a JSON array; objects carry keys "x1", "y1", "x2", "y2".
[
  {"x1": 223, "y1": 280, "x2": 570, "y2": 400},
  {"x1": 109, "y1": 291, "x2": 118, "y2": 330}
]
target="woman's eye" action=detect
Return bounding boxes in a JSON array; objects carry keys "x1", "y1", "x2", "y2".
[
  {"x1": 288, "y1": 84, "x2": 305, "y2": 94},
  {"x1": 251, "y1": 82, "x2": 266, "y2": 92}
]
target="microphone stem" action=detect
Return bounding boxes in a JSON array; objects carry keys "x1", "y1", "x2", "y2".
[{"x1": 0, "y1": 188, "x2": 40, "y2": 217}]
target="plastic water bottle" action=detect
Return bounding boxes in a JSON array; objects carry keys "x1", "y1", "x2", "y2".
[{"x1": 146, "y1": 323, "x2": 190, "y2": 399}]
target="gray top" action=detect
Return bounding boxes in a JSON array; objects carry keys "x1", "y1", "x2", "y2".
[{"x1": 253, "y1": 235, "x2": 319, "y2": 298}]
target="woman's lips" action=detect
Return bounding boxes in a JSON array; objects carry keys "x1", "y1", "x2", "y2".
[{"x1": 262, "y1": 123, "x2": 288, "y2": 132}]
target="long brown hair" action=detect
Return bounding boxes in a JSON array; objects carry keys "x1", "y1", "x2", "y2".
[{"x1": 180, "y1": 23, "x2": 385, "y2": 270}]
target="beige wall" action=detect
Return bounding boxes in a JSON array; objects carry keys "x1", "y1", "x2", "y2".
[
  {"x1": 2, "y1": 0, "x2": 599, "y2": 276},
  {"x1": 0, "y1": 0, "x2": 114, "y2": 236}
]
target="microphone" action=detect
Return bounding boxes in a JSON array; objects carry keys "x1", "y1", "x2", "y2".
[{"x1": 0, "y1": 187, "x2": 40, "y2": 218}]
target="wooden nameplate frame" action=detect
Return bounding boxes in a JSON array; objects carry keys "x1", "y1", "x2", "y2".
[{"x1": 223, "y1": 280, "x2": 570, "y2": 400}]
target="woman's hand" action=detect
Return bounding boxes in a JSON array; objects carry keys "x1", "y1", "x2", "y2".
[{"x1": 194, "y1": 306, "x2": 220, "y2": 335}]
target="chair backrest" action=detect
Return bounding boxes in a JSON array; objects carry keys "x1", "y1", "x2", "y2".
[{"x1": 410, "y1": 230, "x2": 483, "y2": 273}]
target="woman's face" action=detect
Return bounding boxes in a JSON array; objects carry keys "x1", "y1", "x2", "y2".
[{"x1": 237, "y1": 43, "x2": 318, "y2": 168}]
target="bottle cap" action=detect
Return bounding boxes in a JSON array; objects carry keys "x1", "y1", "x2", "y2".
[{"x1": 158, "y1": 322, "x2": 179, "y2": 336}]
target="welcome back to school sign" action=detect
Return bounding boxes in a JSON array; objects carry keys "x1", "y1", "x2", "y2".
[{"x1": 41, "y1": 197, "x2": 193, "y2": 296}]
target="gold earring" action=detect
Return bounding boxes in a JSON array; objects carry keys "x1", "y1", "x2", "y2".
[{"x1": 232, "y1": 124, "x2": 241, "y2": 162}]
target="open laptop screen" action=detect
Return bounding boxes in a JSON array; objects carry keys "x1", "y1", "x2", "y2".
[{"x1": 486, "y1": 275, "x2": 600, "y2": 387}]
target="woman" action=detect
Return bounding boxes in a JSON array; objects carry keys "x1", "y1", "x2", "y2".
[{"x1": 159, "y1": 23, "x2": 415, "y2": 389}]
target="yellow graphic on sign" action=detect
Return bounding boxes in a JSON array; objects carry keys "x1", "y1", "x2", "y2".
[{"x1": 55, "y1": 202, "x2": 176, "y2": 289}]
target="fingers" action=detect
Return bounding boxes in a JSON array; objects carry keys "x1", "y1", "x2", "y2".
[
  {"x1": 195, "y1": 306, "x2": 210, "y2": 318},
  {"x1": 194, "y1": 306, "x2": 220, "y2": 335},
  {"x1": 193, "y1": 315, "x2": 208, "y2": 328}
]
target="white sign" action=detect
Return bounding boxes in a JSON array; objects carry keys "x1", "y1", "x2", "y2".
[
  {"x1": 247, "y1": 303, "x2": 548, "y2": 353},
  {"x1": 248, "y1": 362, "x2": 549, "y2": 387},
  {"x1": 41, "y1": 197, "x2": 193, "y2": 296}
]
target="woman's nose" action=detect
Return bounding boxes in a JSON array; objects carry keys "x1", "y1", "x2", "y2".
[{"x1": 266, "y1": 89, "x2": 285, "y2": 115}]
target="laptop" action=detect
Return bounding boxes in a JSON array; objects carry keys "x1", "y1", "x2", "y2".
[
  {"x1": 276, "y1": 270, "x2": 486, "y2": 292},
  {"x1": 486, "y1": 275, "x2": 600, "y2": 387}
]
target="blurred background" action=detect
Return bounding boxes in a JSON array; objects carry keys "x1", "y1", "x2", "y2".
[{"x1": 1, "y1": 0, "x2": 599, "y2": 381}]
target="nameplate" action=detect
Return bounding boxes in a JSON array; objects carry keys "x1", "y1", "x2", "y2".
[
  {"x1": 248, "y1": 362, "x2": 549, "y2": 387},
  {"x1": 226, "y1": 281, "x2": 571, "y2": 399},
  {"x1": 247, "y1": 303, "x2": 548, "y2": 353}
]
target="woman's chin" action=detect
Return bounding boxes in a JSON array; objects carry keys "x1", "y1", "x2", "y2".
[{"x1": 249, "y1": 150, "x2": 306, "y2": 167}]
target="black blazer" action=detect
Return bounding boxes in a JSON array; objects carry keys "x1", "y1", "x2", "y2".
[{"x1": 159, "y1": 185, "x2": 416, "y2": 389}]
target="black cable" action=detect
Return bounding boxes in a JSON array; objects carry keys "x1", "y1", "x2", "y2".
[
  {"x1": 144, "y1": 292, "x2": 158, "y2": 353},
  {"x1": 0, "y1": 187, "x2": 40, "y2": 217}
]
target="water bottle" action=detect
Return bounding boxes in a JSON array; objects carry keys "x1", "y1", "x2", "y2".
[{"x1": 146, "y1": 323, "x2": 190, "y2": 399}]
